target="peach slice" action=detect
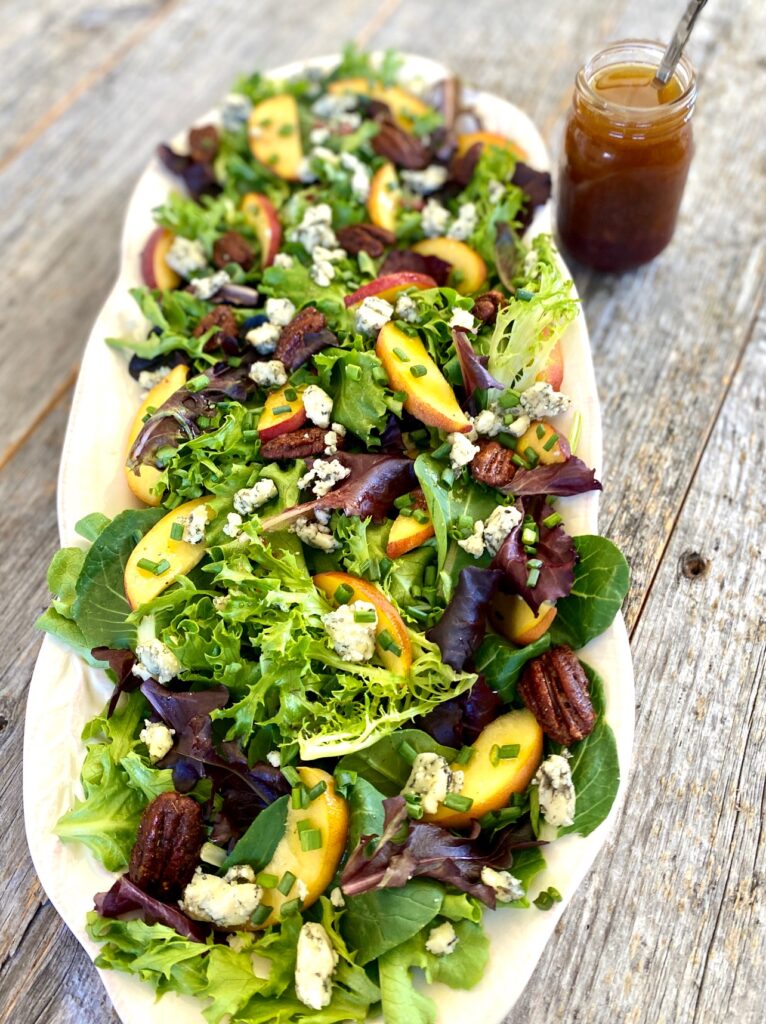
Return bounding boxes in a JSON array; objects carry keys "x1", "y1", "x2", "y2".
[
  {"x1": 328, "y1": 78, "x2": 431, "y2": 129},
  {"x1": 386, "y1": 498, "x2": 435, "y2": 559},
  {"x1": 411, "y1": 238, "x2": 487, "y2": 294},
  {"x1": 376, "y1": 321, "x2": 471, "y2": 434},
  {"x1": 124, "y1": 496, "x2": 213, "y2": 610},
  {"x1": 536, "y1": 339, "x2": 564, "y2": 391},
  {"x1": 368, "y1": 162, "x2": 400, "y2": 232},
  {"x1": 490, "y1": 592, "x2": 557, "y2": 646},
  {"x1": 255, "y1": 767, "x2": 349, "y2": 928},
  {"x1": 425, "y1": 709, "x2": 543, "y2": 828},
  {"x1": 248, "y1": 94, "x2": 303, "y2": 181},
  {"x1": 344, "y1": 272, "x2": 436, "y2": 308},
  {"x1": 258, "y1": 384, "x2": 306, "y2": 442},
  {"x1": 313, "y1": 571, "x2": 412, "y2": 675},
  {"x1": 515, "y1": 420, "x2": 570, "y2": 466},
  {"x1": 140, "y1": 227, "x2": 181, "y2": 290},
  {"x1": 455, "y1": 130, "x2": 527, "y2": 162},
  {"x1": 241, "y1": 192, "x2": 282, "y2": 267},
  {"x1": 125, "y1": 364, "x2": 189, "y2": 506}
]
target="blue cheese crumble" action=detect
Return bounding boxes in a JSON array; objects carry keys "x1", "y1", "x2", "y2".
[
  {"x1": 534, "y1": 753, "x2": 576, "y2": 828},
  {"x1": 299, "y1": 458, "x2": 350, "y2": 498},
  {"x1": 178, "y1": 504, "x2": 210, "y2": 545},
  {"x1": 394, "y1": 293, "x2": 420, "y2": 323},
  {"x1": 265, "y1": 296, "x2": 296, "y2": 327},
  {"x1": 480, "y1": 866, "x2": 524, "y2": 902},
  {"x1": 322, "y1": 601, "x2": 378, "y2": 663},
  {"x1": 180, "y1": 865, "x2": 262, "y2": 928},
  {"x1": 355, "y1": 295, "x2": 393, "y2": 335},
  {"x1": 233, "y1": 479, "x2": 277, "y2": 515},
  {"x1": 246, "y1": 321, "x2": 281, "y2": 355},
  {"x1": 248, "y1": 359, "x2": 288, "y2": 389},
  {"x1": 139, "y1": 720, "x2": 175, "y2": 762},
  {"x1": 519, "y1": 382, "x2": 571, "y2": 420},
  {"x1": 165, "y1": 236, "x2": 207, "y2": 278},
  {"x1": 449, "y1": 307, "x2": 477, "y2": 332},
  {"x1": 295, "y1": 922, "x2": 338, "y2": 1011},
  {"x1": 188, "y1": 270, "x2": 230, "y2": 300},
  {"x1": 292, "y1": 516, "x2": 338, "y2": 552},
  {"x1": 425, "y1": 921, "x2": 459, "y2": 956},
  {"x1": 302, "y1": 384, "x2": 333, "y2": 428},
  {"x1": 132, "y1": 639, "x2": 180, "y2": 684},
  {"x1": 402, "y1": 165, "x2": 449, "y2": 195},
  {"x1": 402, "y1": 752, "x2": 464, "y2": 815},
  {"x1": 448, "y1": 431, "x2": 480, "y2": 470}
]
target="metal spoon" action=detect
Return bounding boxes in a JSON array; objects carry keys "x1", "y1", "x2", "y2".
[{"x1": 653, "y1": 0, "x2": 710, "y2": 86}]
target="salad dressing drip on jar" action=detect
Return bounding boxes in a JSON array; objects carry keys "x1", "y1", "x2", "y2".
[{"x1": 557, "y1": 40, "x2": 697, "y2": 273}]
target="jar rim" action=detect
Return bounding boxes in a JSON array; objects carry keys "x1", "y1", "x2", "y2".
[{"x1": 576, "y1": 39, "x2": 697, "y2": 121}]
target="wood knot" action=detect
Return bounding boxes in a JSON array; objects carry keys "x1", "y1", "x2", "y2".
[{"x1": 680, "y1": 551, "x2": 709, "y2": 579}]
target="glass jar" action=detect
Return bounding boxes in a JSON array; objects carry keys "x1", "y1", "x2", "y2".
[{"x1": 557, "y1": 40, "x2": 697, "y2": 273}]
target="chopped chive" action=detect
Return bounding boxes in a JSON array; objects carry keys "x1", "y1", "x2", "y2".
[
  {"x1": 282, "y1": 766, "x2": 300, "y2": 787},
  {"x1": 432, "y1": 441, "x2": 451, "y2": 460},
  {"x1": 410, "y1": 364, "x2": 428, "y2": 378},
  {"x1": 498, "y1": 390, "x2": 520, "y2": 409},
  {"x1": 441, "y1": 467, "x2": 455, "y2": 486},
  {"x1": 284, "y1": 387, "x2": 297, "y2": 401},
  {"x1": 543, "y1": 512, "x2": 563, "y2": 529},
  {"x1": 527, "y1": 558, "x2": 543, "y2": 569},
  {"x1": 200, "y1": 841, "x2": 227, "y2": 867},
  {"x1": 256, "y1": 872, "x2": 279, "y2": 889},
  {"x1": 497, "y1": 433, "x2": 517, "y2": 449},
  {"x1": 280, "y1": 897, "x2": 302, "y2": 917},
  {"x1": 334, "y1": 583, "x2": 354, "y2": 604},
  {"x1": 346, "y1": 364, "x2": 362, "y2": 381},
  {"x1": 443, "y1": 793, "x2": 474, "y2": 812},
  {"x1": 498, "y1": 743, "x2": 520, "y2": 759},
  {"x1": 136, "y1": 558, "x2": 159, "y2": 573},
  {"x1": 153, "y1": 558, "x2": 171, "y2": 576},
  {"x1": 393, "y1": 347, "x2": 410, "y2": 362},
  {"x1": 407, "y1": 605, "x2": 429, "y2": 622},
  {"x1": 424, "y1": 566, "x2": 436, "y2": 586},
  {"x1": 394, "y1": 494, "x2": 413, "y2": 509},
  {"x1": 524, "y1": 545, "x2": 538, "y2": 555},
  {"x1": 458, "y1": 514, "x2": 473, "y2": 530},
  {"x1": 380, "y1": 557, "x2": 393, "y2": 574},
  {"x1": 277, "y1": 871, "x2": 296, "y2": 896},
  {"x1": 523, "y1": 446, "x2": 540, "y2": 466},
  {"x1": 533, "y1": 886, "x2": 563, "y2": 911},
  {"x1": 393, "y1": 390, "x2": 408, "y2": 404},
  {"x1": 413, "y1": 509, "x2": 429, "y2": 524},
  {"x1": 250, "y1": 904, "x2": 272, "y2": 926},
  {"x1": 410, "y1": 428, "x2": 429, "y2": 441},
  {"x1": 228, "y1": 356, "x2": 242, "y2": 368},
  {"x1": 516, "y1": 288, "x2": 534, "y2": 301},
  {"x1": 299, "y1": 827, "x2": 323, "y2": 852},
  {"x1": 526, "y1": 567, "x2": 541, "y2": 588},
  {"x1": 292, "y1": 785, "x2": 309, "y2": 810},
  {"x1": 490, "y1": 744, "x2": 501, "y2": 767},
  {"x1": 308, "y1": 781, "x2": 327, "y2": 801},
  {"x1": 334, "y1": 768, "x2": 357, "y2": 794},
  {"x1": 170, "y1": 522, "x2": 184, "y2": 541},
  {"x1": 521, "y1": 527, "x2": 538, "y2": 546},
  {"x1": 456, "y1": 745, "x2": 475, "y2": 766},
  {"x1": 543, "y1": 432, "x2": 559, "y2": 451},
  {"x1": 243, "y1": 429, "x2": 258, "y2": 441},
  {"x1": 272, "y1": 404, "x2": 292, "y2": 415},
  {"x1": 354, "y1": 608, "x2": 377, "y2": 623},
  {"x1": 536, "y1": 424, "x2": 546, "y2": 439},
  {"x1": 399, "y1": 507, "x2": 414, "y2": 518},
  {"x1": 186, "y1": 374, "x2": 210, "y2": 392},
  {"x1": 278, "y1": 123, "x2": 294, "y2": 136},
  {"x1": 378, "y1": 630, "x2": 401, "y2": 656},
  {"x1": 405, "y1": 798, "x2": 424, "y2": 819},
  {"x1": 511, "y1": 454, "x2": 530, "y2": 469},
  {"x1": 398, "y1": 740, "x2": 418, "y2": 765}
]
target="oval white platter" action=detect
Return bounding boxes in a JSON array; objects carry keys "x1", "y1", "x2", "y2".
[{"x1": 24, "y1": 52, "x2": 634, "y2": 1024}]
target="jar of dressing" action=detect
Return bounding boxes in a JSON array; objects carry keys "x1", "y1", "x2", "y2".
[{"x1": 557, "y1": 40, "x2": 697, "y2": 273}]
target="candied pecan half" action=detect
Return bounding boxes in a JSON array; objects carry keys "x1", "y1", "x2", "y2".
[
  {"x1": 275, "y1": 307, "x2": 334, "y2": 370},
  {"x1": 337, "y1": 223, "x2": 396, "y2": 257},
  {"x1": 372, "y1": 117, "x2": 431, "y2": 170},
  {"x1": 193, "y1": 306, "x2": 239, "y2": 352},
  {"x1": 470, "y1": 440, "x2": 516, "y2": 489},
  {"x1": 213, "y1": 230, "x2": 255, "y2": 270},
  {"x1": 188, "y1": 124, "x2": 220, "y2": 163},
  {"x1": 519, "y1": 645, "x2": 596, "y2": 745},
  {"x1": 472, "y1": 290, "x2": 505, "y2": 325},
  {"x1": 128, "y1": 791, "x2": 203, "y2": 899},
  {"x1": 261, "y1": 427, "x2": 335, "y2": 461}
]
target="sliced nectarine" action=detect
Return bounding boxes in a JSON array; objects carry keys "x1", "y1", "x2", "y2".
[
  {"x1": 425, "y1": 709, "x2": 543, "y2": 828},
  {"x1": 248, "y1": 94, "x2": 303, "y2": 181},
  {"x1": 516, "y1": 420, "x2": 570, "y2": 466},
  {"x1": 455, "y1": 130, "x2": 527, "y2": 162},
  {"x1": 386, "y1": 498, "x2": 434, "y2": 558},
  {"x1": 140, "y1": 227, "x2": 181, "y2": 290},
  {"x1": 490, "y1": 592, "x2": 557, "y2": 646},
  {"x1": 254, "y1": 767, "x2": 348, "y2": 928},
  {"x1": 313, "y1": 571, "x2": 412, "y2": 675},
  {"x1": 328, "y1": 78, "x2": 430, "y2": 129},
  {"x1": 241, "y1": 192, "x2": 282, "y2": 267},
  {"x1": 125, "y1": 364, "x2": 189, "y2": 506},
  {"x1": 412, "y1": 238, "x2": 487, "y2": 294},
  {"x1": 344, "y1": 272, "x2": 436, "y2": 308},
  {"x1": 258, "y1": 385, "x2": 306, "y2": 442},
  {"x1": 375, "y1": 322, "x2": 471, "y2": 434},
  {"x1": 124, "y1": 497, "x2": 213, "y2": 610},
  {"x1": 536, "y1": 339, "x2": 564, "y2": 391},
  {"x1": 368, "y1": 162, "x2": 400, "y2": 232}
]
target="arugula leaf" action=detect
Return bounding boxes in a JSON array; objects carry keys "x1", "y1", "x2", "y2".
[
  {"x1": 549, "y1": 535, "x2": 630, "y2": 649},
  {"x1": 338, "y1": 730, "x2": 456, "y2": 797},
  {"x1": 473, "y1": 632, "x2": 552, "y2": 704},
  {"x1": 342, "y1": 880, "x2": 444, "y2": 965},
  {"x1": 222, "y1": 794, "x2": 289, "y2": 871}
]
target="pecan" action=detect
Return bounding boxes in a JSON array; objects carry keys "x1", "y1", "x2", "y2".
[
  {"x1": 337, "y1": 223, "x2": 396, "y2": 257},
  {"x1": 261, "y1": 427, "x2": 335, "y2": 461},
  {"x1": 519, "y1": 645, "x2": 596, "y2": 745},
  {"x1": 193, "y1": 306, "x2": 239, "y2": 353},
  {"x1": 213, "y1": 230, "x2": 255, "y2": 270},
  {"x1": 472, "y1": 290, "x2": 505, "y2": 325},
  {"x1": 275, "y1": 306, "x2": 333, "y2": 370},
  {"x1": 128, "y1": 791, "x2": 203, "y2": 899},
  {"x1": 188, "y1": 124, "x2": 220, "y2": 163},
  {"x1": 470, "y1": 440, "x2": 517, "y2": 488},
  {"x1": 372, "y1": 117, "x2": 431, "y2": 170}
]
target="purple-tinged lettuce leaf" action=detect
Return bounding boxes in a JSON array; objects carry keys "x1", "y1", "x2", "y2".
[
  {"x1": 493, "y1": 222, "x2": 521, "y2": 291},
  {"x1": 94, "y1": 875, "x2": 207, "y2": 941},
  {"x1": 140, "y1": 679, "x2": 229, "y2": 734},
  {"x1": 279, "y1": 327, "x2": 339, "y2": 372},
  {"x1": 507, "y1": 456, "x2": 602, "y2": 497},
  {"x1": 417, "y1": 677, "x2": 502, "y2": 748},
  {"x1": 453, "y1": 330, "x2": 503, "y2": 401},
  {"x1": 92, "y1": 647, "x2": 139, "y2": 718},
  {"x1": 512, "y1": 163, "x2": 553, "y2": 230},
  {"x1": 492, "y1": 501, "x2": 577, "y2": 613},
  {"x1": 426, "y1": 566, "x2": 502, "y2": 670}
]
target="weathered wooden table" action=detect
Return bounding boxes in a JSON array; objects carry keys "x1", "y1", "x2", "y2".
[{"x1": 1, "y1": 0, "x2": 763, "y2": 1020}]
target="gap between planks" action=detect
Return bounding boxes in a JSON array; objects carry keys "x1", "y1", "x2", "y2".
[{"x1": 0, "y1": 367, "x2": 78, "y2": 473}]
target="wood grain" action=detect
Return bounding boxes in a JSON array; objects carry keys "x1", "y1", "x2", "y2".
[{"x1": 0, "y1": 0, "x2": 764, "y2": 1020}]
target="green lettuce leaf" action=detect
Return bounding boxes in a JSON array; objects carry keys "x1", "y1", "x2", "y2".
[
  {"x1": 221, "y1": 794, "x2": 289, "y2": 871},
  {"x1": 314, "y1": 347, "x2": 401, "y2": 445},
  {"x1": 338, "y1": 730, "x2": 456, "y2": 797}
]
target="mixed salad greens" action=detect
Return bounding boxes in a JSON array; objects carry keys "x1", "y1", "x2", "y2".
[{"x1": 38, "y1": 47, "x2": 630, "y2": 1024}]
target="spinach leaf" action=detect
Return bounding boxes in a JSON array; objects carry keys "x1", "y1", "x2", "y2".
[
  {"x1": 222, "y1": 794, "x2": 289, "y2": 871},
  {"x1": 558, "y1": 662, "x2": 620, "y2": 837},
  {"x1": 73, "y1": 508, "x2": 165, "y2": 648},
  {"x1": 549, "y1": 535, "x2": 629, "y2": 650},
  {"x1": 474, "y1": 632, "x2": 552, "y2": 704},
  {"x1": 414, "y1": 454, "x2": 498, "y2": 600},
  {"x1": 347, "y1": 777, "x2": 386, "y2": 851},
  {"x1": 341, "y1": 880, "x2": 444, "y2": 965},
  {"x1": 338, "y1": 730, "x2": 456, "y2": 797}
]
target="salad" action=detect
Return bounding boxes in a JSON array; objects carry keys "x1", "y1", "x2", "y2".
[{"x1": 37, "y1": 47, "x2": 630, "y2": 1024}]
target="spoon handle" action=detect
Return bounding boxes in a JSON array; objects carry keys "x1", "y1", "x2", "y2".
[{"x1": 654, "y1": 0, "x2": 709, "y2": 85}]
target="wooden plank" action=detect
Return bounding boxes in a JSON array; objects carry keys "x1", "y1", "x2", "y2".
[{"x1": 508, "y1": 302, "x2": 766, "y2": 1024}]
